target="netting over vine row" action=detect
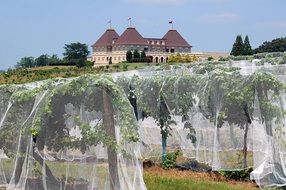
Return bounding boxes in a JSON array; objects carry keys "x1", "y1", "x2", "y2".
[{"x1": 1, "y1": 53, "x2": 286, "y2": 189}]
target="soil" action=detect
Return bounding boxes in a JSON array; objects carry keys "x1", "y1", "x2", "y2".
[{"x1": 144, "y1": 165, "x2": 259, "y2": 190}]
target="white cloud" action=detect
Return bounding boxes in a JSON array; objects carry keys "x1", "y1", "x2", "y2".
[{"x1": 198, "y1": 13, "x2": 239, "y2": 23}]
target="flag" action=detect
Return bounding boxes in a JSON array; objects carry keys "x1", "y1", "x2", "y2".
[{"x1": 169, "y1": 21, "x2": 173, "y2": 24}]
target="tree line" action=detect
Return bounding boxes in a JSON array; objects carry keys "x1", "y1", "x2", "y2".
[
  {"x1": 231, "y1": 35, "x2": 286, "y2": 56},
  {"x1": 126, "y1": 50, "x2": 148, "y2": 63},
  {"x1": 16, "y1": 42, "x2": 91, "y2": 68},
  {"x1": 254, "y1": 37, "x2": 286, "y2": 54}
]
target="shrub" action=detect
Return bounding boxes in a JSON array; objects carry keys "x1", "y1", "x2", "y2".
[
  {"x1": 162, "y1": 150, "x2": 182, "y2": 169},
  {"x1": 122, "y1": 63, "x2": 129, "y2": 71},
  {"x1": 219, "y1": 168, "x2": 253, "y2": 181}
]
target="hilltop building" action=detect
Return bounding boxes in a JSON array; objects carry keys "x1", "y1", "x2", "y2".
[{"x1": 91, "y1": 27, "x2": 192, "y2": 64}]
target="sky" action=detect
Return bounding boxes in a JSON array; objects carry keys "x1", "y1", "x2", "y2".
[{"x1": 0, "y1": 0, "x2": 285, "y2": 70}]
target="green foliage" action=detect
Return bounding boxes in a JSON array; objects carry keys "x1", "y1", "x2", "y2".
[
  {"x1": 207, "y1": 56, "x2": 214, "y2": 61},
  {"x1": 162, "y1": 150, "x2": 182, "y2": 169},
  {"x1": 63, "y1": 42, "x2": 89, "y2": 63},
  {"x1": 219, "y1": 168, "x2": 253, "y2": 181},
  {"x1": 16, "y1": 56, "x2": 35, "y2": 68},
  {"x1": 231, "y1": 35, "x2": 244, "y2": 56},
  {"x1": 16, "y1": 54, "x2": 65, "y2": 68},
  {"x1": 126, "y1": 50, "x2": 133, "y2": 62},
  {"x1": 122, "y1": 63, "x2": 129, "y2": 71},
  {"x1": 140, "y1": 51, "x2": 147, "y2": 62},
  {"x1": 254, "y1": 37, "x2": 286, "y2": 53},
  {"x1": 133, "y1": 49, "x2": 140, "y2": 62},
  {"x1": 144, "y1": 174, "x2": 254, "y2": 190},
  {"x1": 75, "y1": 59, "x2": 86, "y2": 68},
  {"x1": 243, "y1": 35, "x2": 253, "y2": 55},
  {"x1": 35, "y1": 54, "x2": 50, "y2": 67}
]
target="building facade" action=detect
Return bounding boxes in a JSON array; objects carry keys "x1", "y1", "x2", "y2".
[{"x1": 91, "y1": 27, "x2": 192, "y2": 65}]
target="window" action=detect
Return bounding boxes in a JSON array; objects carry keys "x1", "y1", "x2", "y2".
[{"x1": 119, "y1": 57, "x2": 121, "y2": 61}]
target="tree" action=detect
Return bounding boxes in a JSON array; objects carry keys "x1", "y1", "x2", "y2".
[
  {"x1": 230, "y1": 35, "x2": 244, "y2": 56},
  {"x1": 63, "y1": 42, "x2": 89, "y2": 64},
  {"x1": 133, "y1": 49, "x2": 140, "y2": 62},
  {"x1": 48, "y1": 54, "x2": 63, "y2": 66},
  {"x1": 243, "y1": 35, "x2": 253, "y2": 55},
  {"x1": 126, "y1": 50, "x2": 133, "y2": 63},
  {"x1": 16, "y1": 56, "x2": 35, "y2": 68},
  {"x1": 140, "y1": 51, "x2": 147, "y2": 62},
  {"x1": 254, "y1": 37, "x2": 286, "y2": 53},
  {"x1": 35, "y1": 54, "x2": 50, "y2": 67}
]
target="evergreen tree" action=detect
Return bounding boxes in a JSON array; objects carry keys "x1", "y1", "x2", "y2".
[
  {"x1": 133, "y1": 49, "x2": 140, "y2": 62},
  {"x1": 140, "y1": 51, "x2": 147, "y2": 62},
  {"x1": 243, "y1": 35, "x2": 253, "y2": 55},
  {"x1": 230, "y1": 35, "x2": 244, "y2": 56},
  {"x1": 126, "y1": 50, "x2": 133, "y2": 63}
]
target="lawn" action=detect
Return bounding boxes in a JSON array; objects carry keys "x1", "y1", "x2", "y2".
[{"x1": 144, "y1": 166, "x2": 258, "y2": 190}]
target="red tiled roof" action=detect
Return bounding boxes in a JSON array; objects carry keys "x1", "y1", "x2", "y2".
[
  {"x1": 163, "y1": 30, "x2": 191, "y2": 47},
  {"x1": 114, "y1": 27, "x2": 148, "y2": 45},
  {"x1": 92, "y1": 29, "x2": 119, "y2": 47}
]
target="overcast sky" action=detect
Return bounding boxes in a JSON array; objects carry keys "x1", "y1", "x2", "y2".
[{"x1": 0, "y1": 0, "x2": 285, "y2": 70}]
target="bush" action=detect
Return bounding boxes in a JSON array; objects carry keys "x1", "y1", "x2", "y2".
[
  {"x1": 122, "y1": 63, "x2": 129, "y2": 71},
  {"x1": 162, "y1": 150, "x2": 182, "y2": 169},
  {"x1": 75, "y1": 59, "x2": 86, "y2": 68},
  {"x1": 219, "y1": 168, "x2": 253, "y2": 181},
  {"x1": 85, "y1": 61, "x2": 94, "y2": 67}
]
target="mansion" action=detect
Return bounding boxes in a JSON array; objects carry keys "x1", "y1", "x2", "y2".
[{"x1": 91, "y1": 27, "x2": 192, "y2": 64}]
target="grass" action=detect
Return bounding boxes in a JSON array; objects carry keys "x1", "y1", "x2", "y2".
[
  {"x1": 144, "y1": 166, "x2": 258, "y2": 190},
  {"x1": 1, "y1": 158, "x2": 258, "y2": 190},
  {"x1": 144, "y1": 175, "x2": 256, "y2": 190},
  {"x1": 0, "y1": 62, "x2": 165, "y2": 85}
]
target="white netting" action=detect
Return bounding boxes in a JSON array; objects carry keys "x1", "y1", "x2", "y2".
[
  {"x1": 1, "y1": 52, "x2": 286, "y2": 189},
  {"x1": 0, "y1": 76, "x2": 146, "y2": 190}
]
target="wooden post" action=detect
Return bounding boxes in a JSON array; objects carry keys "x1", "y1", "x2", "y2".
[{"x1": 102, "y1": 89, "x2": 120, "y2": 190}]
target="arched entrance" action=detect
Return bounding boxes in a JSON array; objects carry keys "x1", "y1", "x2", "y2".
[
  {"x1": 155, "y1": 57, "x2": 159, "y2": 63},
  {"x1": 148, "y1": 56, "x2": 153, "y2": 63},
  {"x1": 160, "y1": 57, "x2": 164, "y2": 63}
]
